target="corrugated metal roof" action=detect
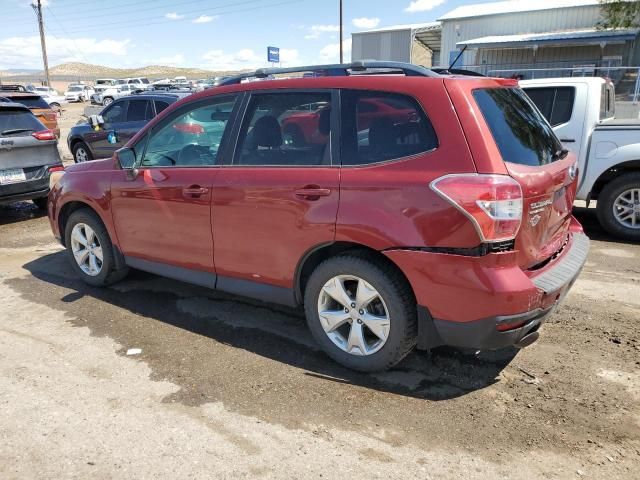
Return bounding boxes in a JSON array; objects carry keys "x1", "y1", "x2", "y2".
[
  {"x1": 353, "y1": 21, "x2": 441, "y2": 35},
  {"x1": 457, "y1": 28, "x2": 640, "y2": 48},
  {"x1": 439, "y1": 0, "x2": 599, "y2": 21}
]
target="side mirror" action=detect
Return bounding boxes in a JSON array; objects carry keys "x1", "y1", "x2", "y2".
[{"x1": 116, "y1": 147, "x2": 136, "y2": 170}]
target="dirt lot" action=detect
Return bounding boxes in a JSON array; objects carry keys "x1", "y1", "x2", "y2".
[{"x1": 0, "y1": 113, "x2": 639, "y2": 478}]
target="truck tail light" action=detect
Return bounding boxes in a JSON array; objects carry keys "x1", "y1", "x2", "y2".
[
  {"x1": 32, "y1": 129, "x2": 56, "y2": 141},
  {"x1": 430, "y1": 174, "x2": 523, "y2": 242}
]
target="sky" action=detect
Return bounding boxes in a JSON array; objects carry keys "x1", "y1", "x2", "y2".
[{"x1": 1, "y1": 0, "x2": 484, "y2": 71}]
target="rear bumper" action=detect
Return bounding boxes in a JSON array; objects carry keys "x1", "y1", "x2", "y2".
[
  {"x1": 0, "y1": 165, "x2": 59, "y2": 204},
  {"x1": 384, "y1": 227, "x2": 590, "y2": 351}
]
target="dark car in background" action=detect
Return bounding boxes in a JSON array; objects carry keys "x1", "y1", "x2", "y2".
[
  {"x1": 67, "y1": 92, "x2": 191, "y2": 163},
  {"x1": 0, "y1": 102, "x2": 63, "y2": 209}
]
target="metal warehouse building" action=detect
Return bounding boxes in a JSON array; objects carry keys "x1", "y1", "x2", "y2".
[{"x1": 352, "y1": 0, "x2": 639, "y2": 90}]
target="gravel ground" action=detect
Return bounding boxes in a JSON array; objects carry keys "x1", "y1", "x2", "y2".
[{"x1": 0, "y1": 112, "x2": 638, "y2": 479}]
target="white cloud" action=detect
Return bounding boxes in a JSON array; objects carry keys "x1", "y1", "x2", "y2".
[
  {"x1": 352, "y1": 17, "x2": 380, "y2": 29},
  {"x1": 319, "y1": 39, "x2": 352, "y2": 62},
  {"x1": 165, "y1": 12, "x2": 184, "y2": 20},
  {"x1": 201, "y1": 47, "x2": 300, "y2": 70},
  {"x1": 305, "y1": 24, "x2": 340, "y2": 40},
  {"x1": 193, "y1": 15, "x2": 218, "y2": 24},
  {"x1": 0, "y1": 36, "x2": 130, "y2": 69},
  {"x1": 405, "y1": 0, "x2": 446, "y2": 13}
]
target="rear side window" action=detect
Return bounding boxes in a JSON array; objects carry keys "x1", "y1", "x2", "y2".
[
  {"x1": 341, "y1": 91, "x2": 437, "y2": 166},
  {"x1": 235, "y1": 92, "x2": 332, "y2": 166},
  {"x1": 473, "y1": 88, "x2": 564, "y2": 166},
  {"x1": 6, "y1": 96, "x2": 50, "y2": 109},
  {"x1": 0, "y1": 110, "x2": 45, "y2": 136},
  {"x1": 524, "y1": 87, "x2": 575, "y2": 126},
  {"x1": 126, "y1": 99, "x2": 153, "y2": 122}
]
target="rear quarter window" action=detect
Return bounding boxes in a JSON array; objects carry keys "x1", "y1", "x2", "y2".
[
  {"x1": 524, "y1": 87, "x2": 575, "y2": 127},
  {"x1": 473, "y1": 87, "x2": 564, "y2": 167}
]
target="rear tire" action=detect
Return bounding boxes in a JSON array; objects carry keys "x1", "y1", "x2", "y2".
[
  {"x1": 304, "y1": 254, "x2": 417, "y2": 372},
  {"x1": 102, "y1": 97, "x2": 113, "y2": 106},
  {"x1": 73, "y1": 142, "x2": 92, "y2": 163},
  {"x1": 596, "y1": 173, "x2": 640, "y2": 241},
  {"x1": 64, "y1": 209, "x2": 128, "y2": 287}
]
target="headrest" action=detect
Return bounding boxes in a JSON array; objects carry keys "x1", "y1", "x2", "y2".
[{"x1": 253, "y1": 115, "x2": 282, "y2": 148}]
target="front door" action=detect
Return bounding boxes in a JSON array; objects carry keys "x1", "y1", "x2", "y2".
[
  {"x1": 110, "y1": 95, "x2": 239, "y2": 279},
  {"x1": 212, "y1": 90, "x2": 339, "y2": 301}
]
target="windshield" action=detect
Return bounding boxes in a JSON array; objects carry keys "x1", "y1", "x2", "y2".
[
  {"x1": 0, "y1": 110, "x2": 46, "y2": 136},
  {"x1": 473, "y1": 87, "x2": 564, "y2": 166}
]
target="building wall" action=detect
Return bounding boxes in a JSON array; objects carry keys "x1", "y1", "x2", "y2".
[
  {"x1": 352, "y1": 30, "x2": 412, "y2": 62},
  {"x1": 410, "y1": 39, "x2": 433, "y2": 66},
  {"x1": 440, "y1": 4, "x2": 602, "y2": 66}
]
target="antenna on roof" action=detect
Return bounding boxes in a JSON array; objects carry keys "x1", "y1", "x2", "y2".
[{"x1": 448, "y1": 45, "x2": 467, "y2": 71}]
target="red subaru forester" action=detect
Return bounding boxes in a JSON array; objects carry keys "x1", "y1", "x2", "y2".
[{"x1": 48, "y1": 62, "x2": 589, "y2": 372}]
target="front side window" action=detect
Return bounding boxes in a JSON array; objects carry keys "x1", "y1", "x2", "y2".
[
  {"x1": 474, "y1": 87, "x2": 564, "y2": 166},
  {"x1": 102, "y1": 102, "x2": 126, "y2": 124},
  {"x1": 340, "y1": 90, "x2": 437, "y2": 166},
  {"x1": 141, "y1": 96, "x2": 237, "y2": 167},
  {"x1": 234, "y1": 92, "x2": 332, "y2": 166},
  {"x1": 154, "y1": 100, "x2": 170, "y2": 115}
]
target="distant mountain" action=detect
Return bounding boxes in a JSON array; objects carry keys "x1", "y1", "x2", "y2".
[{"x1": 1, "y1": 62, "x2": 245, "y2": 80}]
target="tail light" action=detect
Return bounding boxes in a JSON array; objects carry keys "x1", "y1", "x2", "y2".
[
  {"x1": 430, "y1": 174, "x2": 523, "y2": 242},
  {"x1": 32, "y1": 129, "x2": 56, "y2": 141}
]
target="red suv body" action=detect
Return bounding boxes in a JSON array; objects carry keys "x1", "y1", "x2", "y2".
[{"x1": 48, "y1": 63, "x2": 589, "y2": 371}]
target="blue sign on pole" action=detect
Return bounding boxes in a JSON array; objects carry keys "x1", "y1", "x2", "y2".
[{"x1": 268, "y1": 46, "x2": 280, "y2": 63}]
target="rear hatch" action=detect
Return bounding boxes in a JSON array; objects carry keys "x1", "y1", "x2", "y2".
[
  {"x1": 3, "y1": 94, "x2": 58, "y2": 133},
  {"x1": 450, "y1": 79, "x2": 578, "y2": 270},
  {"x1": 0, "y1": 107, "x2": 60, "y2": 171}
]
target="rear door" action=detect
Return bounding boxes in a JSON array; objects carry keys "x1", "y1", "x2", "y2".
[
  {"x1": 471, "y1": 86, "x2": 577, "y2": 269},
  {"x1": 211, "y1": 90, "x2": 339, "y2": 301}
]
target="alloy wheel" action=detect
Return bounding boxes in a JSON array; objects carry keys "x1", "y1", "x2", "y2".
[
  {"x1": 613, "y1": 188, "x2": 640, "y2": 229},
  {"x1": 75, "y1": 147, "x2": 88, "y2": 163},
  {"x1": 317, "y1": 275, "x2": 390, "y2": 356},
  {"x1": 70, "y1": 223, "x2": 103, "y2": 276}
]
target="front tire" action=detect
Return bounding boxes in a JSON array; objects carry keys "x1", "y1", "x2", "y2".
[
  {"x1": 73, "y1": 142, "x2": 92, "y2": 163},
  {"x1": 102, "y1": 97, "x2": 113, "y2": 106},
  {"x1": 596, "y1": 173, "x2": 640, "y2": 241},
  {"x1": 64, "y1": 209, "x2": 128, "y2": 287},
  {"x1": 304, "y1": 254, "x2": 417, "y2": 372}
]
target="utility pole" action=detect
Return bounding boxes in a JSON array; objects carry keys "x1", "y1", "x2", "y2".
[
  {"x1": 32, "y1": 0, "x2": 51, "y2": 87},
  {"x1": 339, "y1": 0, "x2": 343, "y2": 63}
]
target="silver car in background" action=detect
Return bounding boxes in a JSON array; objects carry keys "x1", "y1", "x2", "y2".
[{"x1": 0, "y1": 103, "x2": 63, "y2": 210}]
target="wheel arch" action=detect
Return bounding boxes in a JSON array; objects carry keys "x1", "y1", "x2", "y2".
[
  {"x1": 294, "y1": 241, "x2": 415, "y2": 306},
  {"x1": 589, "y1": 159, "x2": 640, "y2": 200},
  {"x1": 58, "y1": 200, "x2": 127, "y2": 271}
]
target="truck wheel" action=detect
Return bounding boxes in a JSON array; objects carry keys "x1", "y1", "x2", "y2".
[
  {"x1": 73, "y1": 142, "x2": 92, "y2": 163},
  {"x1": 596, "y1": 172, "x2": 640, "y2": 241},
  {"x1": 64, "y1": 209, "x2": 128, "y2": 287},
  {"x1": 304, "y1": 254, "x2": 417, "y2": 372},
  {"x1": 103, "y1": 97, "x2": 113, "y2": 106}
]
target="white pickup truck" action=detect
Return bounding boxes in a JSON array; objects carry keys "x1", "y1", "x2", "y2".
[{"x1": 521, "y1": 77, "x2": 640, "y2": 240}]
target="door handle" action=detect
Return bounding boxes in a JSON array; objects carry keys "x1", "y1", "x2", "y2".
[
  {"x1": 294, "y1": 187, "x2": 331, "y2": 200},
  {"x1": 559, "y1": 138, "x2": 576, "y2": 143},
  {"x1": 182, "y1": 186, "x2": 208, "y2": 198}
]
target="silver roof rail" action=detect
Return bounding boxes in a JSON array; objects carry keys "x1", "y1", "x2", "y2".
[{"x1": 218, "y1": 61, "x2": 439, "y2": 86}]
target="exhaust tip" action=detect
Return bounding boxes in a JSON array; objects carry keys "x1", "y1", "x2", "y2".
[{"x1": 515, "y1": 331, "x2": 539, "y2": 349}]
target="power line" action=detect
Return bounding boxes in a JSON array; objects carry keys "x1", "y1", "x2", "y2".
[
  {"x1": 45, "y1": 6, "x2": 92, "y2": 65},
  {"x1": 44, "y1": 0, "x2": 306, "y2": 35}
]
